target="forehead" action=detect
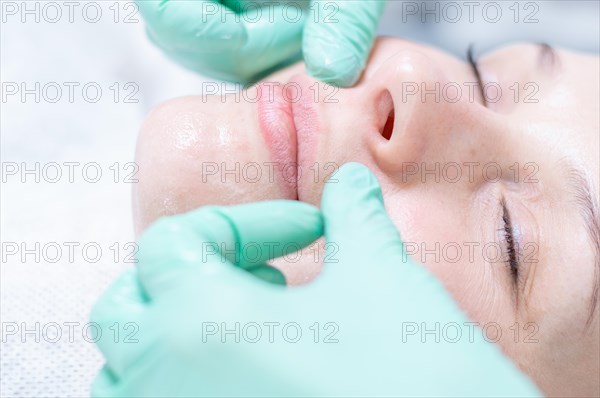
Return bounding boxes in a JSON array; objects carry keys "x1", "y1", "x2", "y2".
[
  {"x1": 559, "y1": 50, "x2": 600, "y2": 176},
  {"x1": 530, "y1": 48, "x2": 598, "y2": 185}
]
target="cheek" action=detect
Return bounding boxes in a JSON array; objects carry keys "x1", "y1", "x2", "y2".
[
  {"x1": 133, "y1": 98, "x2": 285, "y2": 234},
  {"x1": 383, "y1": 187, "x2": 505, "y2": 322}
]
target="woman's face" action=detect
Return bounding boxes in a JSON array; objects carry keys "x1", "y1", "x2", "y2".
[{"x1": 134, "y1": 38, "x2": 599, "y2": 396}]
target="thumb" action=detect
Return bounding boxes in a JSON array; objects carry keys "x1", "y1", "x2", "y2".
[
  {"x1": 303, "y1": 0, "x2": 386, "y2": 86},
  {"x1": 320, "y1": 163, "x2": 407, "y2": 274},
  {"x1": 319, "y1": 163, "x2": 463, "y2": 303}
]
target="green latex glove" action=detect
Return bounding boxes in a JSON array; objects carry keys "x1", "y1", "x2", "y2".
[
  {"x1": 135, "y1": 0, "x2": 386, "y2": 86},
  {"x1": 91, "y1": 163, "x2": 541, "y2": 397}
]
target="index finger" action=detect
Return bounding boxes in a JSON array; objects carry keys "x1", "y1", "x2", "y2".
[{"x1": 137, "y1": 200, "x2": 323, "y2": 299}]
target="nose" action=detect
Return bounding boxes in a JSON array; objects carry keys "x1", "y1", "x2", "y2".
[{"x1": 362, "y1": 50, "x2": 489, "y2": 182}]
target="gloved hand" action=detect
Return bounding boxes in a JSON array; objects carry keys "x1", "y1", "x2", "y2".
[
  {"x1": 136, "y1": 0, "x2": 386, "y2": 86},
  {"x1": 91, "y1": 163, "x2": 541, "y2": 397}
]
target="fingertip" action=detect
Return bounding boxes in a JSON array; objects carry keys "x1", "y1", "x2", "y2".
[
  {"x1": 210, "y1": 201, "x2": 324, "y2": 267},
  {"x1": 321, "y1": 163, "x2": 391, "y2": 250},
  {"x1": 329, "y1": 162, "x2": 377, "y2": 185},
  {"x1": 91, "y1": 268, "x2": 146, "y2": 326},
  {"x1": 91, "y1": 365, "x2": 118, "y2": 398},
  {"x1": 247, "y1": 264, "x2": 287, "y2": 286},
  {"x1": 322, "y1": 163, "x2": 383, "y2": 210},
  {"x1": 227, "y1": 200, "x2": 323, "y2": 239},
  {"x1": 305, "y1": 49, "x2": 363, "y2": 87},
  {"x1": 269, "y1": 200, "x2": 322, "y2": 226},
  {"x1": 291, "y1": 201, "x2": 324, "y2": 237}
]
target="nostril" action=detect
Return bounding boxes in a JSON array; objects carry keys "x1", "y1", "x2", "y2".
[
  {"x1": 378, "y1": 89, "x2": 395, "y2": 141},
  {"x1": 382, "y1": 111, "x2": 395, "y2": 140}
]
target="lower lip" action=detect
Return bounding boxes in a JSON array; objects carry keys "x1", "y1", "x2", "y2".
[{"x1": 257, "y1": 82, "x2": 298, "y2": 199}]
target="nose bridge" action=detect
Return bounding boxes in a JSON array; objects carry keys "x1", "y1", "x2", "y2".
[{"x1": 369, "y1": 50, "x2": 484, "y2": 183}]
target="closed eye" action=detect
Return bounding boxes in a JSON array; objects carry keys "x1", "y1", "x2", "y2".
[{"x1": 467, "y1": 45, "x2": 487, "y2": 107}]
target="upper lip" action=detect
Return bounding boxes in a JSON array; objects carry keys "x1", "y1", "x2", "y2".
[{"x1": 289, "y1": 74, "x2": 321, "y2": 200}]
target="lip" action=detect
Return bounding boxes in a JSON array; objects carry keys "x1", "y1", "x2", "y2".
[
  {"x1": 289, "y1": 74, "x2": 321, "y2": 197},
  {"x1": 257, "y1": 82, "x2": 298, "y2": 199}
]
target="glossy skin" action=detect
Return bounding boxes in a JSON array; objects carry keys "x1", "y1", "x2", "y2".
[{"x1": 133, "y1": 38, "x2": 600, "y2": 397}]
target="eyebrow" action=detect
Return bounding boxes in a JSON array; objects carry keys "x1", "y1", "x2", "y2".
[{"x1": 563, "y1": 160, "x2": 600, "y2": 329}]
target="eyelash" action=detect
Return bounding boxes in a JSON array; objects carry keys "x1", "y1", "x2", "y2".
[
  {"x1": 466, "y1": 46, "x2": 487, "y2": 107},
  {"x1": 501, "y1": 199, "x2": 519, "y2": 282},
  {"x1": 466, "y1": 48, "x2": 522, "y2": 292}
]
